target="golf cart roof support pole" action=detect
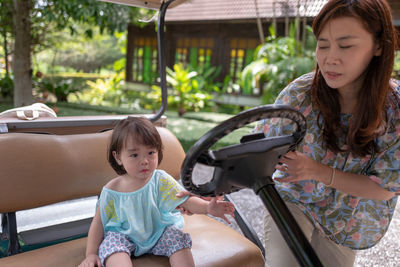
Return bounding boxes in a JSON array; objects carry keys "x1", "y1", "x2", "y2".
[
  {"x1": 150, "y1": 0, "x2": 174, "y2": 122},
  {"x1": 255, "y1": 178, "x2": 323, "y2": 267}
]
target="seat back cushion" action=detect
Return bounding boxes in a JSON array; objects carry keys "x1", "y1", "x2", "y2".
[{"x1": 0, "y1": 127, "x2": 185, "y2": 213}]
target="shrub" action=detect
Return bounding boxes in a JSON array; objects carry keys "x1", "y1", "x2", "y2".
[
  {"x1": 241, "y1": 24, "x2": 316, "y2": 104},
  {"x1": 0, "y1": 75, "x2": 13, "y2": 99},
  {"x1": 152, "y1": 64, "x2": 215, "y2": 116}
]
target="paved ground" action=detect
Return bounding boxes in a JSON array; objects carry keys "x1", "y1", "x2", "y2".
[{"x1": 226, "y1": 189, "x2": 400, "y2": 267}]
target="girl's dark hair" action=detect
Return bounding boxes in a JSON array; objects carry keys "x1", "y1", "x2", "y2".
[
  {"x1": 311, "y1": 0, "x2": 398, "y2": 156},
  {"x1": 108, "y1": 116, "x2": 163, "y2": 175}
]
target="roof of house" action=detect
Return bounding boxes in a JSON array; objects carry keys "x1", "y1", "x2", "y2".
[{"x1": 165, "y1": 0, "x2": 328, "y2": 22}]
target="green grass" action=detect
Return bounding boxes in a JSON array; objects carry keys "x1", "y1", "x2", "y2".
[
  {"x1": 0, "y1": 102, "x2": 13, "y2": 111},
  {"x1": 165, "y1": 116, "x2": 252, "y2": 151}
]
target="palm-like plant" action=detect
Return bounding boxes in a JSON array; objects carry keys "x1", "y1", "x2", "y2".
[
  {"x1": 241, "y1": 23, "x2": 316, "y2": 104},
  {"x1": 151, "y1": 64, "x2": 214, "y2": 116},
  {"x1": 166, "y1": 64, "x2": 198, "y2": 116}
]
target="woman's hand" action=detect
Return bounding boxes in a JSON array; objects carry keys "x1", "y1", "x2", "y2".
[
  {"x1": 78, "y1": 254, "x2": 102, "y2": 267},
  {"x1": 275, "y1": 151, "x2": 329, "y2": 183}
]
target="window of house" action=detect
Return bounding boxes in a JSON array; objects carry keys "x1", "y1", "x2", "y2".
[
  {"x1": 229, "y1": 38, "x2": 259, "y2": 95},
  {"x1": 133, "y1": 37, "x2": 158, "y2": 84},
  {"x1": 175, "y1": 37, "x2": 214, "y2": 69}
]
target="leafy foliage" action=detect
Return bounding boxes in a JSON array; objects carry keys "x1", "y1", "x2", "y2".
[
  {"x1": 394, "y1": 50, "x2": 400, "y2": 79},
  {"x1": 0, "y1": 1, "x2": 12, "y2": 34},
  {"x1": 37, "y1": 0, "x2": 146, "y2": 34},
  {"x1": 241, "y1": 23, "x2": 316, "y2": 104},
  {"x1": 0, "y1": 0, "x2": 13, "y2": 75},
  {"x1": 68, "y1": 72, "x2": 126, "y2": 106},
  {"x1": 152, "y1": 64, "x2": 215, "y2": 116},
  {"x1": 36, "y1": 25, "x2": 124, "y2": 73},
  {"x1": 191, "y1": 65, "x2": 222, "y2": 93},
  {"x1": 34, "y1": 75, "x2": 87, "y2": 102},
  {"x1": 1, "y1": 0, "x2": 154, "y2": 105},
  {"x1": 0, "y1": 74, "x2": 13, "y2": 99}
]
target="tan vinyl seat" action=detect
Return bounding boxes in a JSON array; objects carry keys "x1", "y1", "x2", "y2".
[{"x1": 0, "y1": 126, "x2": 264, "y2": 267}]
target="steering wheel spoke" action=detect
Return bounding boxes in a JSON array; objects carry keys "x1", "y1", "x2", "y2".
[{"x1": 197, "y1": 151, "x2": 219, "y2": 166}]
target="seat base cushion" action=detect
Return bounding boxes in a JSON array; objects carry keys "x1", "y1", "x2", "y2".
[{"x1": 0, "y1": 215, "x2": 264, "y2": 267}]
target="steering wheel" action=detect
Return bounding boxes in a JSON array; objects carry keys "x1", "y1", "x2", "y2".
[{"x1": 180, "y1": 104, "x2": 306, "y2": 197}]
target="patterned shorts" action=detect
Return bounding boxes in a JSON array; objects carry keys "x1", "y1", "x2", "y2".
[{"x1": 98, "y1": 226, "x2": 192, "y2": 266}]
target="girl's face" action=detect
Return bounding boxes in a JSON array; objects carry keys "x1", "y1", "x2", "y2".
[
  {"x1": 316, "y1": 16, "x2": 381, "y2": 93},
  {"x1": 113, "y1": 137, "x2": 158, "y2": 182}
]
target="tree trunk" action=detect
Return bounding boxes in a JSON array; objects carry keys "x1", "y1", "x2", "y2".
[
  {"x1": 125, "y1": 23, "x2": 134, "y2": 82},
  {"x1": 12, "y1": 0, "x2": 33, "y2": 107}
]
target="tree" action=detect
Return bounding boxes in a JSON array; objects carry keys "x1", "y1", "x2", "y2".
[
  {"x1": 3, "y1": 0, "x2": 142, "y2": 107},
  {"x1": 12, "y1": 0, "x2": 33, "y2": 106}
]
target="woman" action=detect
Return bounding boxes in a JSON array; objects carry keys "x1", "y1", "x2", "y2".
[{"x1": 255, "y1": 0, "x2": 400, "y2": 266}]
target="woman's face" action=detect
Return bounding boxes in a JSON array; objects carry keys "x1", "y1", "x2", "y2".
[{"x1": 316, "y1": 16, "x2": 381, "y2": 93}]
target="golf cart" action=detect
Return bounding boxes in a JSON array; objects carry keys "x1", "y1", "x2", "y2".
[{"x1": 0, "y1": 0, "x2": 322, "y2": 266}]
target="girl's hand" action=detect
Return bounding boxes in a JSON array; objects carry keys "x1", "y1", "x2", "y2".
[
  {"x1": 78, "y1": 254, "x2": 102, "y2": 267},
  {"x1": 275, "y1": 151, "x2": 324, "y2": 183},
  {"x1": 207, "y1": 197, "x2": 235, "y2": 224},
  {"x1": 176, "y1": 190, "x2": 224, "y2": 215}
]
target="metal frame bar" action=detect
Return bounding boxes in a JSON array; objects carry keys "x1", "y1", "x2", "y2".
[
  {"x1": 254, "y1": 179, "x2": 323, "y2": 267},
  {"x1": 225, "y1": 195, "x2": 265, "y2": 257},
  {"x1": 149, "y1": 0, "x2": 174, "y2": 122},
  {"x1": 1, "y1": 213, "x2": 21, "y2": 255}
]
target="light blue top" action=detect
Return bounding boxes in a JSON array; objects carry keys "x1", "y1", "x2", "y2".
[{"x1": 98, "y1": 169, "x2": 189, "y2": 256}]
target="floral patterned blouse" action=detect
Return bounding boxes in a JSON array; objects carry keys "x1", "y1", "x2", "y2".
[{"x1": 255, "y1": 73, "x2": 400, "y2": 249}]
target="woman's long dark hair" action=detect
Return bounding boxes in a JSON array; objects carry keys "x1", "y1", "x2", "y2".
[{"x1": 311, "y1": 0, "x2": 398, "y2": 156}]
